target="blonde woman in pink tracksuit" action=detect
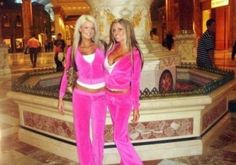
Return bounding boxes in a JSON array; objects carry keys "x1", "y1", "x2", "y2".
[
  {"x1": 104, "y1": 18, "x2": 144, "y2": 165},
  {"x1": 58, "y1": 15, "x2": 107, "y2": 165}
]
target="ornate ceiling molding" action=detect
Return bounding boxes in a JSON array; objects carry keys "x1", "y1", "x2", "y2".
[{"x1": 51, "y1": 0, "x2": 90, "y2": 16}]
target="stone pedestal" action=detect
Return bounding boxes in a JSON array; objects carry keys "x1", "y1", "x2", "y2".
[
  {"x1": 87, "y1": 0, "x2": 152, "y2": 40},
  {"x1": 0, "y1": 45, "x2": 10, "y2": 75},
  {"x1": 175, "y1": 33, "x2": 197, "y2": 63},
  {"x1": 87, "y1": 0, "x2": 153, "y2": 55}
]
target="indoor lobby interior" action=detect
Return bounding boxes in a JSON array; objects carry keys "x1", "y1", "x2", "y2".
[{"x1": 1, "y1": 0, "x2": 236, "y2": 165}]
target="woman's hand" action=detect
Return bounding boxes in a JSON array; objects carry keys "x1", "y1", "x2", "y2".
[
  {"x1": 58, "y1": 98, "x2": 64, "y2": 115},
  {"x1": 132, "y1": 109, "x2": 140, "y2": 123}
]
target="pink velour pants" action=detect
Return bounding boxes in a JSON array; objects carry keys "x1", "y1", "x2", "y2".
[
  {"x1": 106, "y1": 92, "x2": 143, "y2": 165},
  {"x1": 72, "y1": 88, "x2": 107, "y2": 165}
]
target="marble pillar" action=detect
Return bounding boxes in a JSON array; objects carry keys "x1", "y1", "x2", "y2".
[
  {"x1": 53, "y1": 6, "x2": 66, "y2": 39},
  {"x1": 0, "y1": 14, "x2": 2, "y2": 43},
  {"x1": 165, "y1": 0, "x2": 179, "y2": 35},
  {"x1": 179, "y1": 0, "x2": 193, "y2": 34},
  {"x1": 230, "y1": 0, "x2": 236, "y2": 45},
  {"x1": 174, "y1": 0, "x2": 197, "y2": 63},
  {"x1": 193, "y1": 0, "x2": 202, "y2": 40},
  {"x1": 0, "y1": 44, "x2": 11, "y2": 75},
  {"x1": 22, "y1": 0, "x2": 33, "y2": 43},
  {"x1": 0, "y1": 5, "x2": 10, "y2": 75}
]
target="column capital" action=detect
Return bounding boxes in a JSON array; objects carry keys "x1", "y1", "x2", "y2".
[{"x1": 53, "y1": 6, "x2": 63, "y2": 15}]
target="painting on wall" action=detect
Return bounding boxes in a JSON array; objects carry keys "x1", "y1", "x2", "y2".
[
  {"x1": 16, "y1": 38, "x2": 23, "y2": 49},
  {"x1": 3, "y1": 39, "x2": 11, "y2": 49}
]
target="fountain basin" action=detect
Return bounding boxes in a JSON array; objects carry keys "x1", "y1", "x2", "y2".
[{"x1": 7, "y1": 66, "x2": 235, "y2": 164}]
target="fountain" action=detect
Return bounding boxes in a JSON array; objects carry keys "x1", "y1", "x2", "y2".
[{"x1": 7, "y1": 65, "x2": 235, "y2": 164}]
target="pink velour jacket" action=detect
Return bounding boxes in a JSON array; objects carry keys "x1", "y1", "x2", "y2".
[
  {"x1": 105, "y1": 46, "x2": 142, "y2": 110},
  {"x1": 59, "y1": 47, "x2": 105, "y2": 98}
]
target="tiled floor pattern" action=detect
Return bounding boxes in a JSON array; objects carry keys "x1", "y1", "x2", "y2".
[{"x1": 0, "y1": 51, "x2": 236, "y2": 164}]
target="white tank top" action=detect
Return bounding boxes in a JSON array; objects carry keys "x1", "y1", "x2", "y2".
[
  {"x1": 82, "y1": 53, "x2": 95, "y2": 63},
  {"x1": 104, "y1": 57, "x2": 117, "y2": 74},
  {"x1": 76, "y1": 80, "x2": 105, "y2": 89}
]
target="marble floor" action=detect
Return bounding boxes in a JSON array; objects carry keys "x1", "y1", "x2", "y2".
[{"x1": 1, "y1": 51, "x2": 236, "y2": 165}]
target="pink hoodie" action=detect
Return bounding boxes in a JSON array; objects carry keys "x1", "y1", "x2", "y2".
[
  {"x1": 105, "y1": 46, "x2": 142, "y2": 110},
  {"x1": 59, "y1": 47, "x2": 105, "y2": 98}
]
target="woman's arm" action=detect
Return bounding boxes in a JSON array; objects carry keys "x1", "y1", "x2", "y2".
[
  {"x1": 130, "y1": 49, "x2": 142, "y2": 111},
  {"x1": 57, "y1": 47, "x2": 73, "y2": 114},
  {"x1": 59, "y1": 47, "x2": 72, "y2": 98}
]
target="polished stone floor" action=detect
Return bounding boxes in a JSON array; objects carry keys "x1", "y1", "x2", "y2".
[{"x1": 1, "y1": 51, "x2": 236, "y2": 165}]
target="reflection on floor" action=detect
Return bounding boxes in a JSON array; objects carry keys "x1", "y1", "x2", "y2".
[{"x1": 1, "y1": 51, "x2": 236, "y2": 165}]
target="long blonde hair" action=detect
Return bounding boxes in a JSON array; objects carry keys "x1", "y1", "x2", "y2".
[
  {"x1": 71, "y1": 15, "x2": 99, "y2": 60},
  {"x1": 108, "y1": 18, "x2": 143, "y2": 68}
]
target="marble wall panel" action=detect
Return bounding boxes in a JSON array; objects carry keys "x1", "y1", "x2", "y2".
[
  {"x1": 23, "y1": 111, "x2": 75, "y2": 139},
  {"x1": 23, "y1": 111, "x2": 194, "y2": 143},
  {"x1": 202, "y1": 98, "x2": 227, "y2": 131}
]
